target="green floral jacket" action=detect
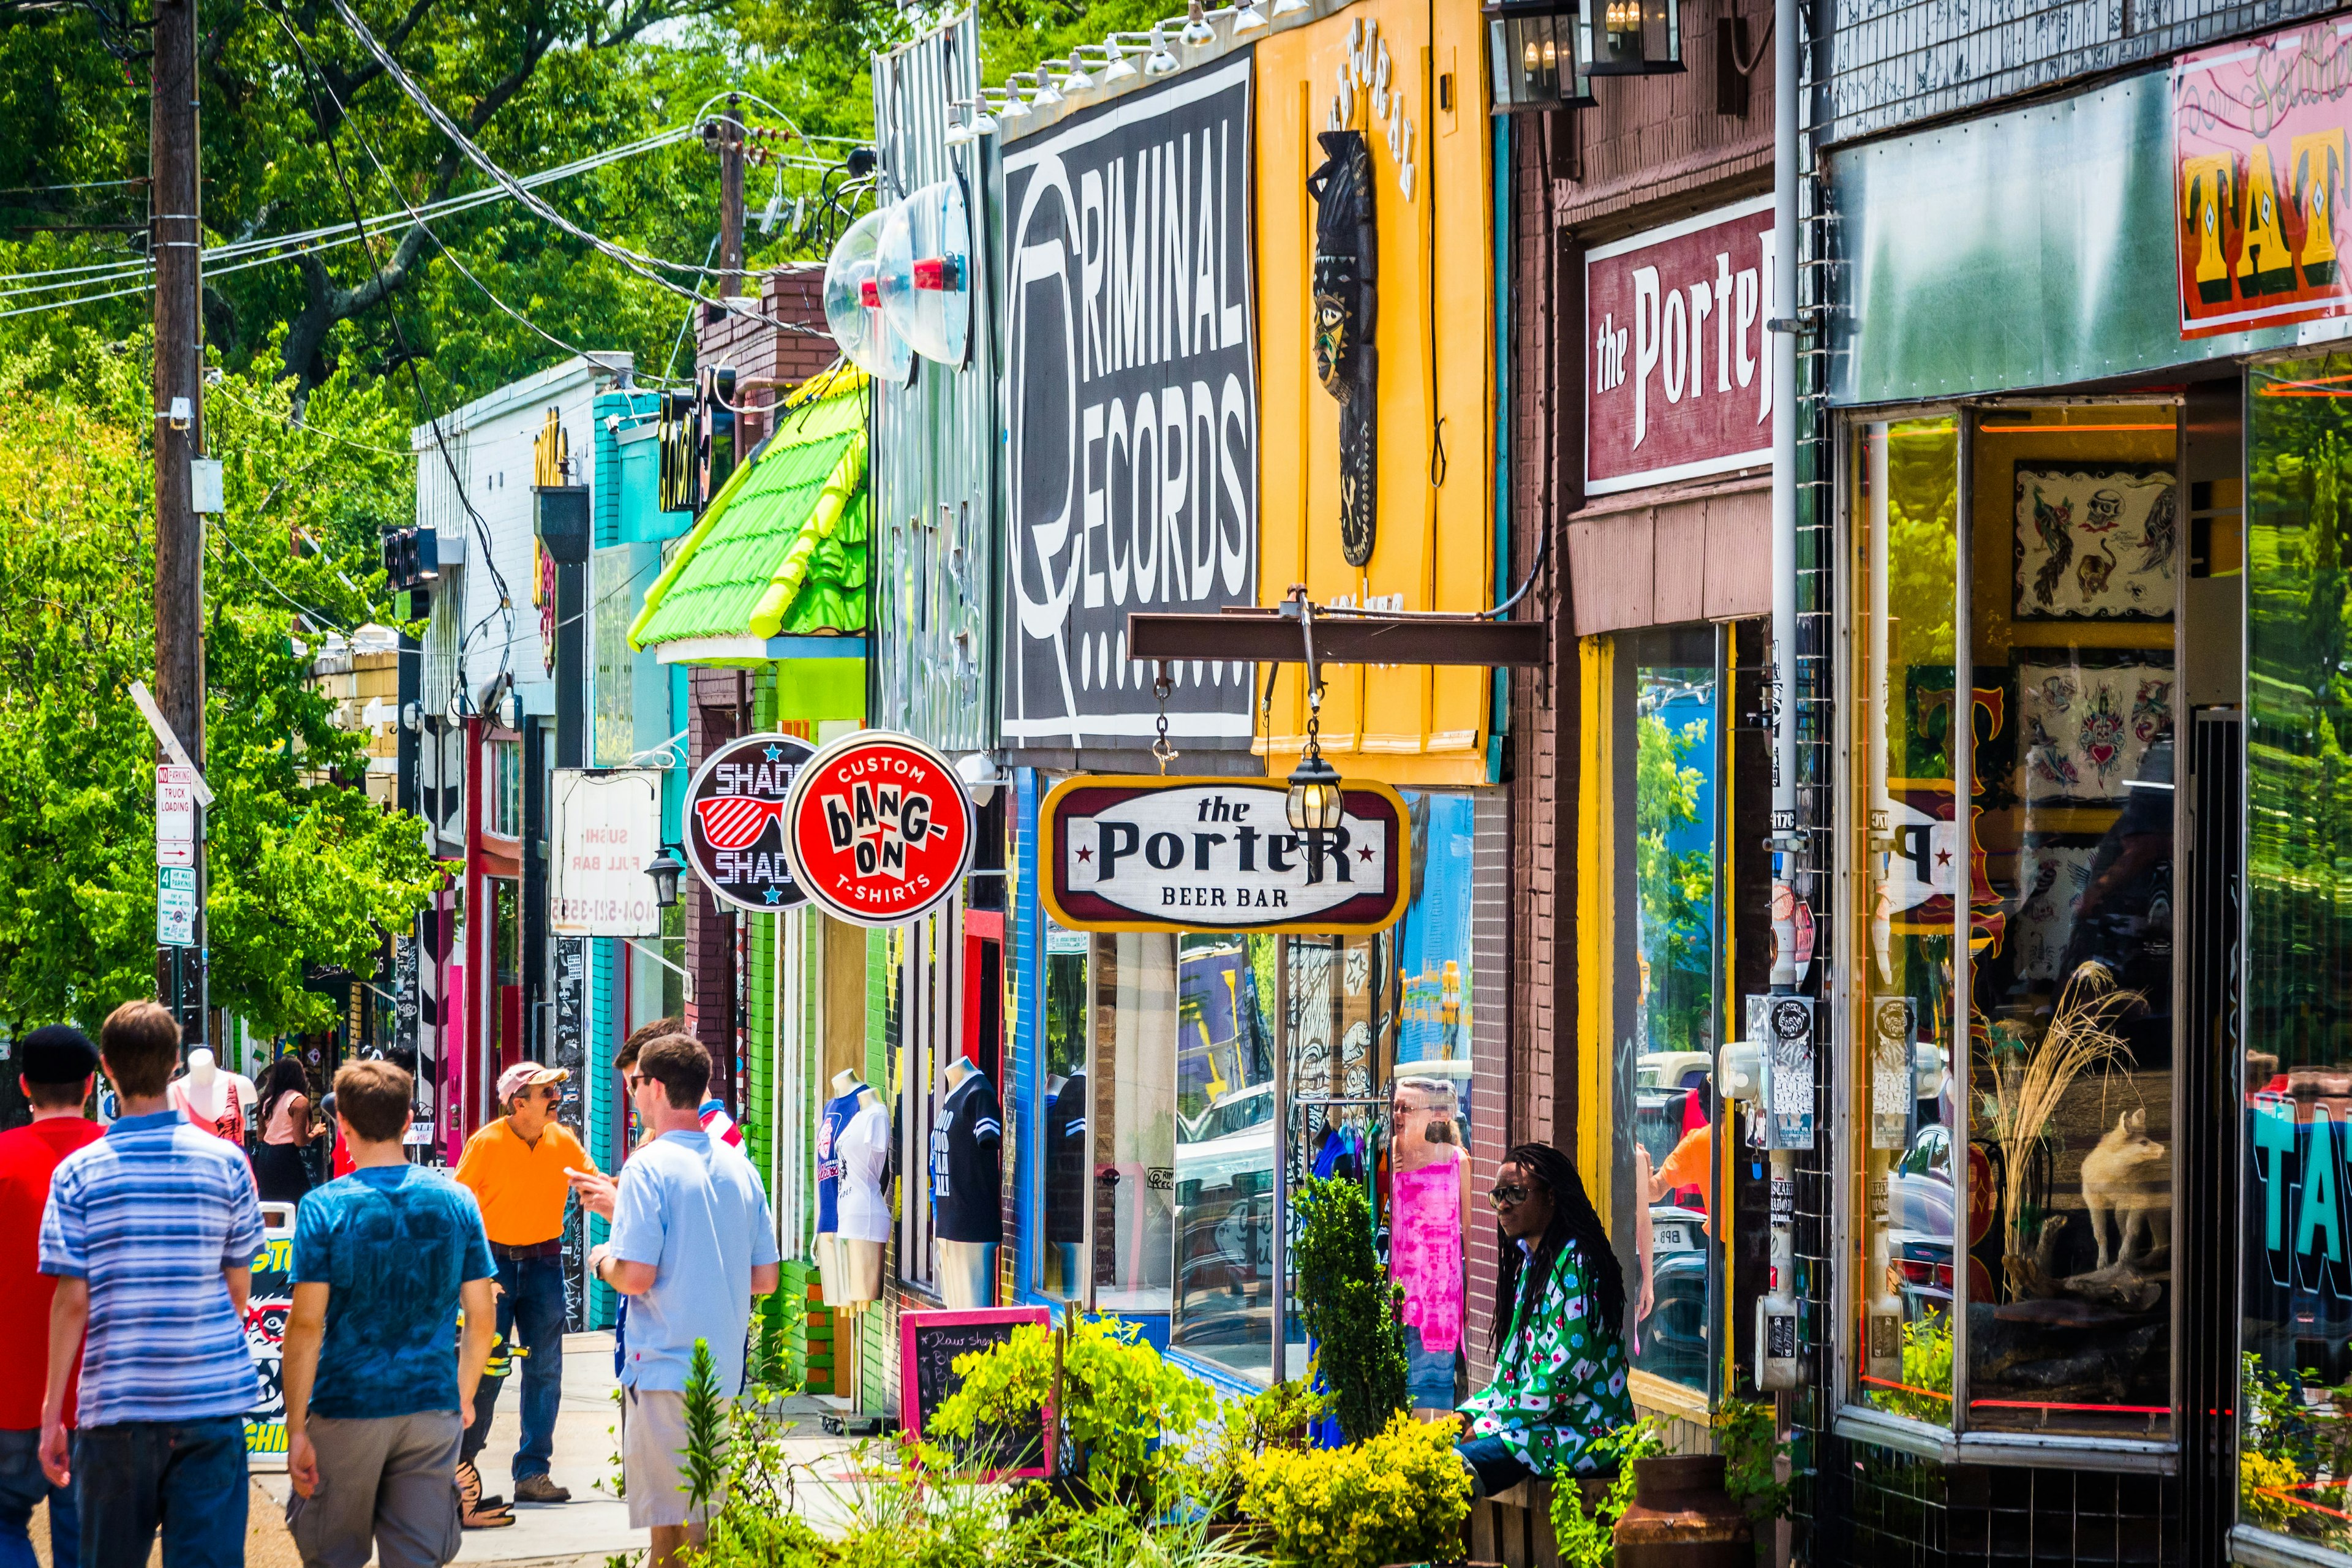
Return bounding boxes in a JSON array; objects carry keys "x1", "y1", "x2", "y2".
[{"x1": 1457, "y1": 1240, "x2": 1632, "y2": 1476}]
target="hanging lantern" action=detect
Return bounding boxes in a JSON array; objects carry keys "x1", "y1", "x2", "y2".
[
  {"x1": 1485, "y1": 2, "x2": 1597, "y2": 111},
  {"x1": 1580, "y1": 0, "x2": 1681, "y2": 75}
]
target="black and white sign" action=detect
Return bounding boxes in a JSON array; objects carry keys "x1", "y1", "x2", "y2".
[
  {"x1": 1003, "y1": 58, "x2": 1259, "y2": 753},
  {"x1": 550, "y1": 769, "x2": 663, "y2": 938},
  {"x1": 1040, "y1": 777, "x2": 1408, "y2": 935}
]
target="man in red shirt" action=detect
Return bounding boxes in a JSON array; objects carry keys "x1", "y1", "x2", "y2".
[{"x1": 0, "y1": 1025, "x2": 102, "y2": 1568}]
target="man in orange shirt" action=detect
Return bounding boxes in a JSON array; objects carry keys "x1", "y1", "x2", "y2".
[
  {"x1": 453, "y1": 1063, "x2": 596, "y2": 1504},
  {"x1": 0, "y1": 1027, "x2": 102, "y2": 1568}
]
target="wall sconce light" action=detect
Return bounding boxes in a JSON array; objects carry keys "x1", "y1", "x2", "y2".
[
  {"x1": 1486, "y1": 2, "x2": 1598, "y2": 110},
  {"x1": 1580, "y1": 0, "x2": 1682, "y2": 75}
]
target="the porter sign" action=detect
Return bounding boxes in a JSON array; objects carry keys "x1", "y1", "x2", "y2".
[
  {"x1": 1041, "y1": 776, "x2": 1409, "y2": 935},
  {"x1": 1003, "y1": 57, "x2": 1259, "y2": 753}
]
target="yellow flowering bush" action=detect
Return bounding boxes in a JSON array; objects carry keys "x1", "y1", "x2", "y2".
[
  {"x1": 1238, "y1": 1412, "x2": 1471, "y2": 1568},
  {"x1": 2242, "y1": 1450, "x2": 2305, "y2": 1530}
]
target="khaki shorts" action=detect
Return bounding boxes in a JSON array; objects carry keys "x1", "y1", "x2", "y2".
[
  {"x1": 284, "y1": 1411, "x2": 463, "y2": 1568},
  {"x1": 622, "y1": 1386, "x2": 728, "y2": 1529}
]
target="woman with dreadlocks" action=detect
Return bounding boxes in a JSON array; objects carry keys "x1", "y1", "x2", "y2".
[{"x1": 1454, "y1": 1141, "x2": 1634, "y2": 1496}]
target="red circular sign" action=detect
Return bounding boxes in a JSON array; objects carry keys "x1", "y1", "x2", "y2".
[{"x1": 781, "y1": 731, "x2": 975, "y2": 927}]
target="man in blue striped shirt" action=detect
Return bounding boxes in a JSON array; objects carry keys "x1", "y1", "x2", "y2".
[{"x1": 37, "y1": 1000, "x2": 265, "y2": 1568}]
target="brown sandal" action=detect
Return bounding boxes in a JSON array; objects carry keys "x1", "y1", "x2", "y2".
[{"x1": 457, "y1": 1460, "x2": 515, "y2": 1529}]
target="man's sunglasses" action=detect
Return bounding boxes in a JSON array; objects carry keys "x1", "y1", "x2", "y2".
[{"x1": 1488, "y1": 1183, "x2": 1534, "y2": 1210}]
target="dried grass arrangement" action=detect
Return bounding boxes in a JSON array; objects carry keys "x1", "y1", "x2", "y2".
[{"x1": 1980, "y1": 965, "x2": 2144, "y2": 1260}]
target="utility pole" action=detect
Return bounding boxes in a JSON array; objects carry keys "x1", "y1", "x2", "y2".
[
  {"x1": 718, "y1": 94, "x2": 744, "y2": 300},
  {"x1": 153, "y1": 0, "x2": 206, "y2": 1048}
]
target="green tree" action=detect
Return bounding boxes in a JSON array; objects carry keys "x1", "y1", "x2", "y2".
[{"x1": 0, "y1": 331, "x2": 440, "y2": 1037}]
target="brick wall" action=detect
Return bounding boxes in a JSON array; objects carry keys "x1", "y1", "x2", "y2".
[
  {"x1": 692, "y1": 263, "x2": 834, "y2": 454},
  {"x1": 685, "y1": 668, "x2": 750, "y2": 1090},
  {"x1": 1551, "y1": 0, "x2": 1771, "y2": 233}
]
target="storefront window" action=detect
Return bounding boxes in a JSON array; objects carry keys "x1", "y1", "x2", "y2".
[
  {"x1": 2245, "y1": 355, "x2": 2352, "y2": 1546},
  {"x1": 1172, "y1": 933, "x2": 1279, "y2": 1379},
  {"x1": 1038, "y1": 925, "x2": 1090, "y2": 1299},
  {"x1": 1093, "y1": 933, "x2": 1178, "y2": 1313},
  {"x1": 1962, "y1": 405, "x2": 2177, "y2": 1438},
  {"x1": 1610, "y1": 628, "x2": 1721, "y2": 1396},
  {"x1": 1851, "y1": 417, "x2": 1962, "y2": 1427}
]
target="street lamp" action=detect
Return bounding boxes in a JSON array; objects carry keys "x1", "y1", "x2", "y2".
[
  {"x1": 647, "y1": 847, "x2": 685, "y2": 910},
  {"x1": 1285, "y1": 749, "x2": 1344, "y2": 836}
]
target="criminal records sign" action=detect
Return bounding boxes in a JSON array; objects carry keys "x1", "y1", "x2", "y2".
[{"x1": 1003, "y1": 56, "x2": 1259, "y2": 753}]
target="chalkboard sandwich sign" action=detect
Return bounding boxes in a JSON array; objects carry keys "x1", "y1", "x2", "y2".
[{"x1": 898, "y1": 1306, "x2": 1054, "y2": 1479}]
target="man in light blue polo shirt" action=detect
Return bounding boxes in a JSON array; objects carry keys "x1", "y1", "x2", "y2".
[
  {"x1": 574, "y1": 1033, "x2": 775, "y2": 1568},
  {"x1": 39, "y1": 1000, "x2": 265, "y2": 1568}
]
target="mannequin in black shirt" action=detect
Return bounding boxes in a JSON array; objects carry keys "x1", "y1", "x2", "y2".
[{"x1": 931, "y1": 1055, "x2": 1003, "y2": 1307}]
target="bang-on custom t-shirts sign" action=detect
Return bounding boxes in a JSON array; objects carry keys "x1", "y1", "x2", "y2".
[{"x1": 1002, "y1": 55, "x2": 1259, "y2": 753}]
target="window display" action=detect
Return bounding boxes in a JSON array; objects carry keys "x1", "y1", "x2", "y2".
[
  {"x1": 1172, "y1": 933, "x2": 1279, "y2": 1378},
  {"x1": 1962, "y1": 406, "x2": 2176, "y2": 1438},
  {"x1": 1608, "y1": 628, "x2": 1722, "y2": 1396},
  {"x1": 2243, "y1": 353, "x2": 2352, "y2": 1548},
  {"x1": 1037, "y1": 927, "x2": 1090, "y2": 1299},
  {"x1": 1091, "y1": 933, "x2": 1178, "y2": 1314},
  {"x1": 1850, "y1": 416, "x2": 1963, "y2": 1427},
  {"x1": 1847, "y1": 409, "x2": 2182, "y2": 1440}
]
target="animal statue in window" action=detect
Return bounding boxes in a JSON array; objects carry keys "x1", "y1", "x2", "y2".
[
  {"x1": 1307, "y1": 129, "x2": 1378, "y2": 568},
  {"x1": 2078, "y1": 1106, "x2": 2170, "y2": 1271}
]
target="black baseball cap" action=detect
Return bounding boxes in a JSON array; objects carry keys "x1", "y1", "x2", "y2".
[{"x1": 18, "y1": 1025, "x2": 98, "y2": 1088}]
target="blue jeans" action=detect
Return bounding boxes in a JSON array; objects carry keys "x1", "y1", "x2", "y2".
[
  {"x1": 0, "y1": 1427, "x2": 76, "y2": 1568},
  {"x1": 1457, "y1": 1433, "x2": 1535, "y2": 1499},
  {"x1": 497, "y1": 1253, "x2": 568, "y2": 1483},
  {"x1": 73, "y1": 1417, "x2": 247, "y2": 1568}
]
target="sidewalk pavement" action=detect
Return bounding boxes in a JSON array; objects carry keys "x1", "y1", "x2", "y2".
[{"x1": 30, "y1": 1329, "x2": 866, "y2": 1567}]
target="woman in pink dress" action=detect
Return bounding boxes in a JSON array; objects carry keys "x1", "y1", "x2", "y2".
[{"x1": 1389, "y1": 1076, "x2": 1472, "y2": 1412}]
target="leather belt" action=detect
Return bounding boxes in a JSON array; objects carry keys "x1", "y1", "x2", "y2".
[{"x1": 491, "y1": 1239, "x2": 564, "y2": 1261}]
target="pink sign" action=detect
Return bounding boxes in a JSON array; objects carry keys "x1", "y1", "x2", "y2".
[
  {"x1": 1584, "y1": 195, "x2": 1775, "y2": 497},
  {"x1": 2174, "y1": 23, "x2": 2352, "y2": 339}
]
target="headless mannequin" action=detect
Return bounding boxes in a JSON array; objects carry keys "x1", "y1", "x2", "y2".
[
  {"x1": 170, "y1": 1048, "x2": 257, "y2": 1144},
  {"x1": 935, "y1": 1055, "x2": 998, "y2": 1310},
  {"x1": 818, "y1": 1068, "x2": 888, "y2": 1312}
]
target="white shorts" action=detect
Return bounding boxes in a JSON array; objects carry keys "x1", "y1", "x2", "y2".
[{"x1": 621, "y1": 1386, "x2": 728, "y2": 1530}]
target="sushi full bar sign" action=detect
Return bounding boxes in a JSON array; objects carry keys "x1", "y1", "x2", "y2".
[
  {"x1": 1039, "y1": 776, "x2": 1409, "y2": 935},
  {"x1": 2176, "y1": 21, "x2": 2352, "y2": 338}
]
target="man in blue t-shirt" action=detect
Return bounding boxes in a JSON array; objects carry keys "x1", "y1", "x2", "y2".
[
  {"x1": 279, "y1": 1060, "x2": 496, "y2": 1568},
  {"x1": 576, "y1": 1033, "x2": 776, "y2": 1568}
]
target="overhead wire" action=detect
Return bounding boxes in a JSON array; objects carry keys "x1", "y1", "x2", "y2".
[
  {"x1": 262, "y1": 0, "x2": 685, "y2": 386},
  {"x1": 270, "y1": 9, "x2": 515, "y2": 707},
  {"x1": 323, "y1": 0, "x2": 829, "y2": 337}
]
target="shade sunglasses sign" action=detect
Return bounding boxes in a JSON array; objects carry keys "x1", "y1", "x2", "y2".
[
  {"x1": 1039, "y1": 776, "x2": 1409, "y2": 935},
  {"x1": 684, "y1": 733, "x2": 818, "y2": 913}
]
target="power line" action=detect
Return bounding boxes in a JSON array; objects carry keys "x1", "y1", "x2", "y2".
[
  {"x1": 324, "y1": 0, "x2": 829, "y2": 338},
  {"x1": 260, "y1": 2, "x2": 682, "y2": 386}
]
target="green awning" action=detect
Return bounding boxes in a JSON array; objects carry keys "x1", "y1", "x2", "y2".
[{"x1": 628, "y1": 368, "x2": 869, "y2": 652}]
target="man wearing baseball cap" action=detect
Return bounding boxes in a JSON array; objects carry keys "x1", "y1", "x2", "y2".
[
  {"x1": 452, "y1": 1063, "x2": 595, "y2": 1504},
  {"x1": 0, "y1": 1026, "x2": 100, "y2": 1568}
]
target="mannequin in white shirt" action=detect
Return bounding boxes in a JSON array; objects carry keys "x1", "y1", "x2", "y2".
[
  {"x1": 820, "y1": 1068, "x2": 889, "y2": 1311},
  {"x1": 168, "y1": 1047, "x2": 256, "y2": 1144}
]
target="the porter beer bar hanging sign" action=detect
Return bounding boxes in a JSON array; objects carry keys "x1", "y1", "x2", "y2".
[{"x1": 1040, "y1": 776, "x2": 1409, "y2": 934}]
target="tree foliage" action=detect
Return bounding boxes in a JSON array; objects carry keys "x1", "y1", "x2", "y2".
[{"x1": 0, "y1": 330, "x2": 440, "y2": 1038}]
